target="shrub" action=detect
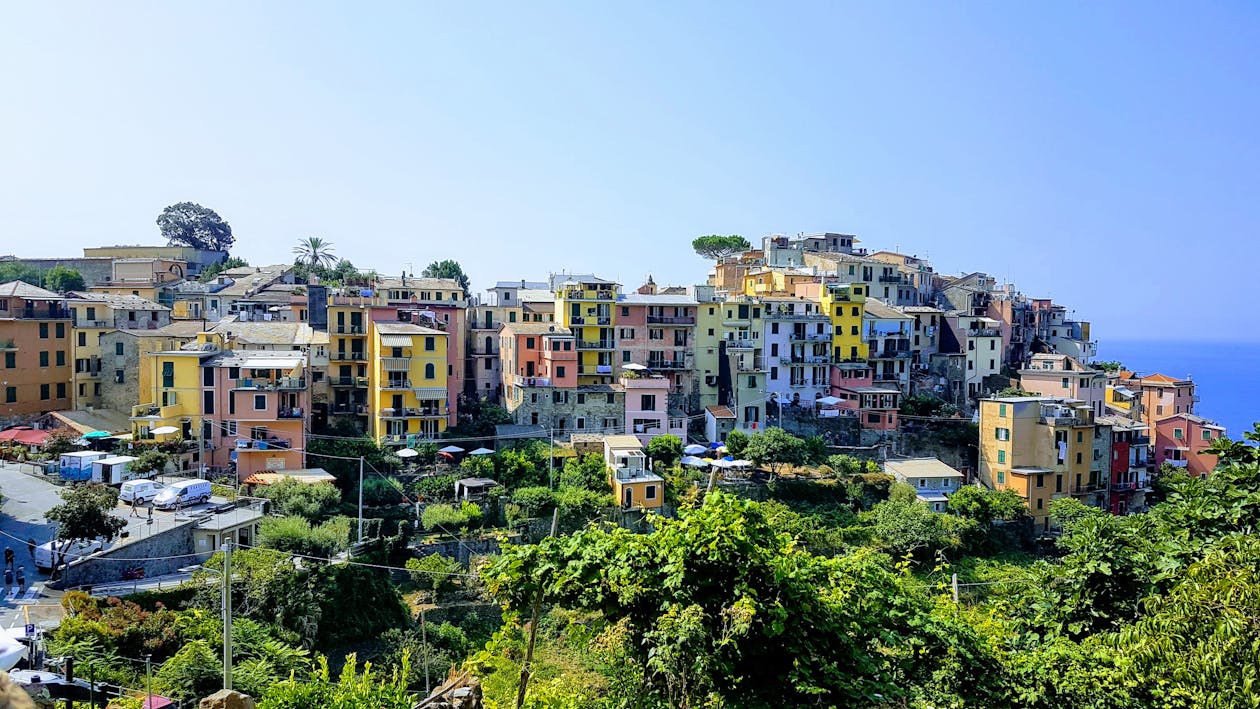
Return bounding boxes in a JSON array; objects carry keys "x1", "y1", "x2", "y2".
[
  {"x1": 414, "y1": 474, "x2": 458, "y2": 502},
  {"x1": 511, "y1": 486, "x2": 555, "y2": 517},
  {"x1": 258, "y1": 516, "x2": 351, "y2": 558}
]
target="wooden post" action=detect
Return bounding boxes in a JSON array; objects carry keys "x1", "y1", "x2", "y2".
[{"x1": 951, "y1": 572, "x2": 959, "y2": 603}]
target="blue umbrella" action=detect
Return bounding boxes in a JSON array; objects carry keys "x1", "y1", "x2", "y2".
[
  {"x1": 709, "y1": 442, "x2": 722, "y2": 449},
  {"x1": 83, "y1": 431, "x2": 111, "y2": 439},
  {"x1": 723, "y1": 455, "x2": 734, "y2": 461}
]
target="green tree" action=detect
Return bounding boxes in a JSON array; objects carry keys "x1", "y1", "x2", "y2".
[
  {"x1": 292, "y1": 236, "x2": 336, "y2": 270},
  {"x1": 44, "y1": 484, "x2": 126, "y2": 570},
  {"x1": 647, "y1": 434, "x2": 682, "y2": 467},
  {"x1": 947, "y1": 485, "x2": 1029, "y2": 527},
  {"x1": 255, "y1": 478, "x2": 341, "y2": 522},
  {"x1": 482, "y1": 491, "x2": 1001, "y2": 708},
  {"x1": 420, "y1": 259, "x2": 470, "y2": 291},
  {"x1": 405, "y1": 553, "x2": 462, "y2": 598},
  {"x1": 0, "y1": 262, "x2": 42, "y2": 287},
  {"x1": 156, "y1": 202, "x2": 234, "y2": 251},
  {"x1": 199, "y1": 255, "x2": 249, "y2": 282},
  {"x1": 691, "y1": 234, "x2": 750, "y2": 260},
  {"x1": 1092, "y1": 360, "x2": 1125, "y2": 373},
  {"x1": 900, "y1": 393, "x2": 956, "y2": 417},
  {"x1": 413, "y1": 474, "x2": 458, "y2": 502},
  {"x1": 421, "y1": 502, "x2": 481, "y2": 532},
  {"x1": 40, "y1": 428, "x2": 80, "y2": 457},
  {"x1": 723, "y1": 429, "x2": 749, "y2": 457},
  {"x1": 743, "y1": 427, "x2": 806, "y2": 479},
  {"x1": 997, "y1": 386, "x2": 1036, "y2": 397},
  {"x1": 258, "y1": 516, "x2": 351, "y2": 558},
  {"x1": 43, "y1": 265, "x2": 85, "y2": 292},
  {"x1": 558, "y1": 453, "x2": 610, "y2": 492},
  {"x1": 156, "y1": 639, "x2": 221, "y2": 700},
  {"x1": 867, "y1": 484, "x2": 974, "y2": 560},
  {"x1": 129, "y1": 448, "x2": 170, "y2": 476}
]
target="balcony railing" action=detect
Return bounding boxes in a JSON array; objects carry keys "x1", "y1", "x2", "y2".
[
  {"x1": 19, "y1": 309, "x2": 70, "y2": 320},
  {"x1": 576, "y1": 340, "x2": 614, "y2": 350},
  {"x1": 382, "y1": 379, "x2": 413, "y2": 389},
  {"x1": 967, "y1": 328, "x2": 1002, "y2": 338},
  {"x1": 1131, "y1": 435, "x2": 1151, "y2": 446},
  {"x1": 330, "y1": 376, "x2": 369, "y2": 387},
  {"x1": 331, "y1": 403, "x2": 370, "y2": 416},
  {"x1": 513, "y1": 375, "x2": 552, "y2": 387},
  {"x1": 781, "y1": 355, "x2": 831, "y2": 365},
  {"x1": 235, "y1": 437, "x2": 292, "y2": 451},
  {"x1": 735, "y1": 356, "x2": 764, "y2": 372},
  {"x1": 381, "y1": 357, "x2": 409, "y2": 370},
  {"x1": 724, "y1": 339, "x2": 756, "y2": 350},
  {"x1": 647, "y1": 359, "x2": 689, "y2": 370},
  {"x1": 277, "y1": 408, "x2": 305, "y2": 419},
  {"x1": 76, "y1": 319, "x2": 112, "y2": 328},
  {"x1": 1071, "y1": 483, "x2": 1106, "y2": 494},
  {"x1": 1039, "y1": 416, "x2": 1086, "y2": 427},
  {"x1": 236, "y1": 377, "x2": 307, "y2": 390},
  {"x1": 646, "y1": 315, "x2": 695, "y2": 325},
  {"x1": 878, "y1": 274, "x2": 904, "y2": 283},
  {"x1": 873, "y1": 373, "x2": 901, "y2": 382},
  {"x1": 380, "y1": 407, "x2": 449, "y2": 419},
  {"x1": 871, "y1": 349, "x2": 911, "y2": 359},
  {"x1": 790, "y1": 332, "x2": 831, "y2": 342},
  {"x1": 332, "y1": 351, "x2": 367, "y2": 361},
  {"x1": 334, "y1": 324, "x2": 365, "y2": 334}
]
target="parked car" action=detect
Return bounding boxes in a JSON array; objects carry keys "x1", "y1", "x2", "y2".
[
  {"x1": 119, "y1": 479, "x2": 164, "y2": 505},
  {"x1": 33, "y1": 538, "x2": 107, "y2": 571},
  {"x1": 152, "y1": 479, "x2": 212, "y2": 510}
]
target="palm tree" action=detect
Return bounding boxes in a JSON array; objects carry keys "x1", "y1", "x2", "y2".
[{"x1": 292, "y1": 237, "x2": 336, "y2": 270}]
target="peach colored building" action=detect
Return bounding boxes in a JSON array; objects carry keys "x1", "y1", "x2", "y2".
[
  {"x1": 614, "y1": 293, "x2": 697, "y2": 413},
  {"x1": 828, "y1": 362, "x2": 900, "y2": 431},
  {"x1": 1019, "y1": 353, "x2": 1107, "y2": 417},
  {"x1": 0, "y1": 281, "x2": 72, "y2": 424},
  {"x1": 1118, "y1": 371, "x2": 1198, "y2": 432},
  {"x1": 200, "y1": 350, "x2": 308, "y2": 481},
  {"x1": 1154, "y1": 413, "x2": 1223, "y2": 478}
]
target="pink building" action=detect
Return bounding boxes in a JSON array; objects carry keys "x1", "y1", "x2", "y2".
[
  {"x1": 1119, "y1": 371, "x2": 1197, "y2": 432},
  {"x1": 829, "y1": 362, "x2": 900, "y2": 431},
  {"x1": 1020, "y1": 353, "x2": 1106, "y2": 417},
  {"x1": 1154, "y1": 413, "x2": 1223, "y2": 477},
  {"x1": 622, "y1": 374, "x2": 687, "y2": 445},
  {"x1": 202, "y1": 350, "x2": 309, "y2": 482},
  {"x1": 615, "y1": 292, "x2": 698, "y2": 412}
]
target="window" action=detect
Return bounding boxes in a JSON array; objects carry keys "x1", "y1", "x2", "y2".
[
  {"x1": 998, "y1": 404, "x2": 1007, "y2": 417},
  {"x1": 1202, "y1": 429, "x2": 1212, "y2": 441},
  {"x1": 621, "y1": 306, "x2": 629, "y2": 316},
  {"x1": 1173, "y1": 427, "x2": 1183, "y2": 439},
  {"x1": 1056, "y1": 475, "x2": 1063, "y2": 492},
  {"x1": 918, "y1": 478, "x2": 926, "y2": 488},
  {"x1": 770, "y1": 366, "x2": 778, "y2": 380},
  {"x1": 645, "y1": 485, "x2": 657, "y2": 500},
  {"x1": 424, "y1": 336, "x2": 435, "y2": 351},
  {"x1": 509, "y1": 311, "x2": 517, "y2": 322},
  {"x1": 606, "y1": 393, "x2": 615, "y2": 404},
  {"x1": 228, "y1": 366, "x2": 239, "y2": 380},
  {"x1": 1062, "y1": 377, "x2": 1069, "y2": 389},
  {"x1": 39, "y1": 323, "x2": 48, "y2": 339},
  {"x1": 1036, "y1": 473, "x2": 1045, "y2": 488},
  {"x1": 40, "y1": 384, "x2": 49, "y2": 400},
  {"x1": 254, "y1": 394, "x2": 267, "y2": 410},
  {"x1": 1076, "y1": 431, "x2": 1083, "y2": 443},
  {"x1": 707, "y1": 328, "x2": 714, "y2": 336},
  {"x1": 1036, "y1": 498, "x2": 1043, "y2": 510},
  {"x1": 226, "y1": 420, "x2": 238, "y2": 436},
  {"x1": 641, "y1": 394, "x2": 656, "y2": 411},
  {"x1": 997, "y1": 450, "x2": 1006, "y2": 464},
  {"x1": 77, "y1": 332, "x2": 86, "y2": 347},
  {"x1": 162, "y1": 361, "x2": 174, "y2": 387},
  {"x1": 576, "y1": 417, "x2": 585, "y2": 430},
  {"x1": 4, "y1": 387, "x2": 14, "y2": 403},
  {"x1": 556, "y1": 366, "x2": 565, "y2": 378},
  {"x1": 577, "y1": 393, "x2": 586, "y2": 404},
  {"x1": 623, "y1": 350, "x2": 631, "y2": 362},
  {"x1": 203, "y1": 390, "x2": 215, "y2": 415},
  {"x1": 55, "y1": 351, "x2": 65, "y2": 366},
  {"x1": 525, "y1": 337, "x2": 535, "y2": 349},
  {"x1": 113, "y1": 341, "x2": 124, "y2": 356},
  {"x1": 850, "y1": 325, "x2": 858, "y2": 335},
  {"x1": 85, "y1": 306, "x2": 95, "y2": 320},
  {"x1": 114, "y1": 370, "x2": 124, "y2": 383},
  {"x1": 748, "y1": 376, "x2": 756, "y2": 388},
  {"x1": 770, "y1": 323, "x2": 779, "y2": 334},
  {"x1": 649, "y1": 329, "x2": 663, "y2": 340},
  {"x1": 968, "y1": 340, "x2": 974, "y2": 351},
  {"x1": 39, "y1": 351, "x2": 49, "y2": 367},
  {"x1": 203, "y1": 366, "x2": 214, "y2": 386},
  {"x1": 995, "y1": 427, "x2": 1010, "y2": 441},
  {"x1": 989, "y1": 339, "x2": 995, "y2": 350},
  {"x1": 997, "y1": 470, "x2": 1005, "y2": 484},
  {"x1": 425, "y1": 363, "x2": 436, "y2": 379},
  {"x1": 1075, "y1": 452, "x2": 1083, "y2": 465},
  {"x1": 3, "y1": 353, "x2": 11, "y2": 368},
  {"x1": 56, "y1": 383, "x2": 65, "y2": 399}
]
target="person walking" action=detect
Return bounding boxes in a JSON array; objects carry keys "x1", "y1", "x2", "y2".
[
  {"x1": 3, "y1": 547, "x2": 13, "y2": 574},
  {"x1": 25, "y1": 538, "x2": 35, "y2": 559},
  {"x1": 130, "y1": 495, "x2": 140, "y2": 518},
  {"x1": 15, "y1": 566, "x2": 25, "y2": 593}
]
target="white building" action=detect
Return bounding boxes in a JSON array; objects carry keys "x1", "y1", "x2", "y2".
[
  {"x1": 884, "y1": 458, "x2": 965, "y2": 512},
  {"x1": 762, "y1": 297, "x2": 831, "y2": 409}
]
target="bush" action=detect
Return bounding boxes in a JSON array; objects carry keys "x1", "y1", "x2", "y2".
[
  {"x1": 405, "y1": 553, "x2": 462, "y2": 598},
  {"x1": 414, "y1": 474, "x2": 457, "y2": 502},
  {"x1": 647, "y1": 435, "x2": 683, "y2": 467},
  {"x1": 258, "y1": 516, "x2": 351, "y2": 558},
  {"x1": 360, "y1": 477, "x2": 405, "y2": 506},
  {"x1": 420, "y1": 501, "x2": 482, "y2": 532},
  {"x1": 255, "y1": 478, "x2": 340, "y2": 522},
  {"x1": 724, "y1": 430, "x2": 749, "y2": 457},
  {"x1": 511, "y1": 486, "x2": 555, "y2": 517}
]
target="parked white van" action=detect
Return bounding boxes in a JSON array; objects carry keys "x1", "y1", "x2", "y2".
[
  {"x1": 152, "y1": 480, "x2": 212, "y2": 510},
  {"x1": 119, "y1": 479, "x2": 164, "y2": 505},
  {"x1": 34, "y1": 538, "x2": 107, "y2": 571}
]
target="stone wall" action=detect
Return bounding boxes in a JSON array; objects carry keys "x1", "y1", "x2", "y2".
[
  {"x1": 0, "y1": 257, "x2": 114, "y2": 286},
  {"x1": 57, "y1": 521, "x2": 199, "y2": 588},
  {"x1": 97, "y1": 331, "x2": 139, "y2": 414}
]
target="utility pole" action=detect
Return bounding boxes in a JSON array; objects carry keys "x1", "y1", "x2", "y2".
[
  {"x1": 145, "y1": 654, "x2": 153, "y2": 707},
  {"x1": 357, "y1": 456, "x2": 365, "y2": 543},
  {"x1": 516, "y1": 508, "x2": 559, "y2": 709},
  {"x1": 64, "y1": 655, "x2": 74, "y2": 709},
  {"x1": 421, "y1": 609, "x2": 431, "y2": 695},
  {"x1": 221, "y1": 540, "x2": 232, "y2": 690}
]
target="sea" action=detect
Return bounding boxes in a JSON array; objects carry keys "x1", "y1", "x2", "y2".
[{"x1": 1097, "y1": 339, "x2": 1259, "y2": 440}]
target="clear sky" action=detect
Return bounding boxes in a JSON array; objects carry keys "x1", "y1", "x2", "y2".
[{"x1": 2, "y1": 2, "x2": 1257, "y2": 340}]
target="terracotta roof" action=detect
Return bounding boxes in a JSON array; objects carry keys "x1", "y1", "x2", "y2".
[
  {"x1": 706, "y1": 405, "x2": 736, "y2": 419},
  {"x1": 0, "y1": 427, "x2": 52, "y2": 446},
  {"x1": 1138, "y1": 373, "x2": 1184, "y2": 385}
]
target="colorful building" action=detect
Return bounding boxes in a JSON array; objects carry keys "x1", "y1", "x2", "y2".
[
  {"x1": 717, "y1": 297, "x2": 766, "y2": 432},
  {"x1": 615, "y1": 290, "x2": 698, "y2": 413},
  {"x1": 1098, "y1": 415, "x2": 1152, "y2": 515},
  {"x1": 203, "y1": 349, "x2": 309, "y2": 481},
  {"x1": 500, "y1": 322, "x2": 622, "y2": 437},
  {"x1": 554, "y1": 276, "x2": 619, "y2": 386},
  {"x1": 0, "y1": 281, "x2": 72, "y2": 424},
  {"x1": 468, "y1": 281, "x2": 550, "y2": 403},
  {"x1": 1154, "y1": 413, "x2": 1224, "y2": 477},
  {"x1": 829, "y1": 362, "x2": 900, "y2": 431},
  {"x1": 762, "y1": 297, "x2": 831, "y2": 409},
  {"x1": 1118, "y1": 371, "x2": 1198, "y2": 433},
  {"x1": 67, "y1": 292, "x2": 170, "y2": 409},
  {"x1": 884, "y1": 458, "x2": 964, "y2": 512},
  {"x1": 862, "y1": 299, "x2": 913, "y2": 393},
  {"x1": 978, "y1": 396, "x2": 1100, "y2": 531},
  {"x1": 369, "y1": 321, "x2": 449, "y2": 446},
  {"x1": 604, "y1": 434, "x2": 664, "y2": 510},
  {"x1": 621, "y1": 373, "x2": 687, "y2": 445},
  {"x1": 1019, "y1": 353, "x2": 1106, "y2": 417},
  {"x1": 813, "y1": 282, "x2": 868, "y2": 363}
]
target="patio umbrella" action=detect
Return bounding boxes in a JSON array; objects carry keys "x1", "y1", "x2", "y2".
[
  {"x1": 730, "y1": 459, "x2": 753, "y2": 468},
  {"x1": 469, "y1": 447, "x2": 495, "y2": 455},
  {"x1": 396, "y1": 448, "x2": 419, "y2": 459},
  {"x1": 150, "y1": 426, "x2": 179, "y2": 435},
  {"x1": 438, "y1": 445, "x2": 465, "y2": 454},
  {"x1": 82, "y1": 430, "x2": 111, "y2": 439},
  {"x1": 708, "y1": 459, "x2": 732, "y2": 469},
  {"x1": 621, "y1": 363, "x2": 648, "y2": 371},
  {"x1": 683, "y1": 444, "x2": 707, "y2": 455},
  {"x1": 680, "y1": 456, "x2": 708, "y2": 467},
  {"x1": 708, "y1": 441, "x2": 722, "y2": 449},
  {"x1": 437, "y1": 451, "x2": 455, "y2": 460}
]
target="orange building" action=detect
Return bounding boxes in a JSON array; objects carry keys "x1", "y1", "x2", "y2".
[{"x1": 0, "y1": 281, "x2": 73, "y2": 423}]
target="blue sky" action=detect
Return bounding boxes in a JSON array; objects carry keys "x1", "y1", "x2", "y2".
[{"x1": 2, "y1": 2, "x2": 1256, "y2": 340}]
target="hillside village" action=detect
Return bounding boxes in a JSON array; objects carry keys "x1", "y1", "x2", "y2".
[{"x1": 0, "y1": 220, "x2": 1243, "y2": 708}]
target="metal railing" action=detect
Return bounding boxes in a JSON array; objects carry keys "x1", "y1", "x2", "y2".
[
  {"x1": 646, "y1": 315, "x2": 695, "y2": 325},
  {"x1": 332, "y1": 351, "x2": 367, "y2": 361}
]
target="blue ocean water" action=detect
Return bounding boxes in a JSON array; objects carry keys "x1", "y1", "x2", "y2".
[{"x1": 1097, "y1": 340, "x2": 1259, "y2": 439}]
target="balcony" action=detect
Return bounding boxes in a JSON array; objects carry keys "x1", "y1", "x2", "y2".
[
  {"x1": 1071, "y1": 483, "x2": 1106, "y2": 494},
  {"x1": 724, "y1": 339, "x2": 756, "y2": 350},
  {"x1": 647, "y1": 358, "x2": 690, "y2": 370},
  {"x1": 1165, "y1": 459, "x2": 1189, "y2": 468},
  {"x1": 1131, "y1": 435, "x2": 1151, "y2": 446},
  {"x1": 967, "y1": 328, "x2": 1002, "y2": 338},
  {"x1": 330, "y1": 376, "x2": 369, "y2": 387},
  {"x1": 380, "y1": 407, "x2": 449, "y2": 419},
  {"x1": 332, "y1": 351, "x2": 367, "y2": 361},
  {"x1": 735, "y1": 356, "x2": 764, "y2": 372},
  {"x1": 646, "y1": 315, "x2": 696, "y2": 325},
  {"x1": 513, "y1": 375, "x2": 552, "y2": 387},
  {"x1": 331, "y1": 403, "x2": 370, "y2": 416},
  {"x1": 235, "y1": 377, "x2": 307, "y2": 390},
  {"x1": 19, "y1": 309, "x2": 70, "y2": 320},
  {"x1": 764, "y1": 310, "x2": 827, "y2": 321},
  {"x1": 277, "y1": 407, "x2": 305, "y2": 419},
  {"x1": 1039, "y1": 416, "x2": 1086, "y2": 427},
  {"x1": 790, "y1": 332, "x2": 831, "y2": 342},
  {"x1": 381, "y1": 379, "x2": 413, "y2": 390},
  {"x1": 381, "y1": 357, "x2": 409, "y2": 370},
  {"x1": 76, "y1": 319, "x2": 112, "y2": 328},
  {"x1": 878, "y1": 274, "x2": 904, "y2": 283},
  {"x1": 0, "y1": 340, "x2": 15, "y2": 351},
  {"x1": 576, "y1": 340, "x2": 614, "y2": 350},
  {"x1": 334, "y1": 324, "x2": 366, "y2": 334},
  {"x1": 781, "y1": 355, "x2": 831, "y2": 365},
  {"x1": 873, "y1": 373, "x2": 901, "y2": 382},
  {"x1": 871, "y1": 349, "x2": 911, "y2": 359},
  {"x1": 235, "y1": 437, "x2": 292, "y2": 451}
]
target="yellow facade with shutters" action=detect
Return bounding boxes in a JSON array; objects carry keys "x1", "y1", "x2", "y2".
[
  {"x1": 369, "y1": 322, "x2": 449, "y2": 445},
  {"x1": 819, "y1": 283, "x2": 868, "y2": 362},
  {"x1": 554, "y1": 278, "x2": 618, "y2": 385},
  {"x1": 132, "y1": 333, "x2": 220, "y2": 441}
]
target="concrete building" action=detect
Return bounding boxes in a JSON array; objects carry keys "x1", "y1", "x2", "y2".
[
  {"x1": 863, "y1": 299, "x2": 913, "y2": 393},
  {"x1": 829, "y1": 362, "x2": 900, "y2": 431},
  {"x1": 0, "y1": 281, "x2": 72, "y2": 424},
  {"x1": 554, "y1": 275, "x2": 620, "y2": 386},
  {"x1": 1019, "y1": 353, "x2": 1107, "y2": 417},
  {"x1": 604, "y1": 434, "x2": 664, "y2": 510},
  {"x1": 762, "y1": 297, "x2": 831, "y2": 409},
  {"x1": 1098, "y1": 415, "x2": 1152, "y2": 515},
  {"x1": 1117, "y1": 371, "x2": 1198, "y2": 433},
  {"x1": 369, "y1": 321, "x2": 449, "y2": 446},
  {"x1": 615, "y1": 291, "x2": 698, "y2": 414},
  {"x1": 500, "y1": 322, "x2": 623, "y2": 437},
  {"x1": 67, "y1": 292, "x2": 171, "y2": 409},
  {"x1": 1154, "y1": 413, "x2": 1224, "y2": 477},
  {"x1": 466, "y1": 280, "x2": 550, "y2": 403},
  {"x1": 884, "y1": 458, "x2": 964, "y2": 512},
  {"x1": 717, "y1": 297, "x2": 766, "y2": 432},
  {"x1": 97, "y1": 323, "x2": 204, "y2": 416},
  {"x1": 621, "y1": 373, "x2": 687, "y2": 445},
  {"x1": 201, "y1": 349, "x2": 309, "y2": 481}
]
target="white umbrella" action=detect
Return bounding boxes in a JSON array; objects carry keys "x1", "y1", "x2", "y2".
[
  {"x1": 396, "y1": 448, "x2": 419, "y2": 459},
  {"x1": 683, "y1": 444, "x2": 707, "y2": 455},
  {"x1": 438, "y1": 445, "x2": 465, "y2": 454},
  {"x1": 621, "y1": 363, "x2": 648, "y2": 371},
  {"x1": 708, "y1": 459, "x2": 732, "y2": 469},
  {"x1": 680, "y1": 455, "x2": 708, "y2": 467},
  {"x1": 469, "y1": 447, "x2": 495, "y2": 455},
  {"x1": 150, "y1": 426, "x2": 178, "y2": 435},
  {"x1": 730, "y1": 459, "x2": 753, "y2": 468}
]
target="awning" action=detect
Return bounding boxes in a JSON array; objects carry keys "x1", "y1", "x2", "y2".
[
  {"x1": 83, "y1": 430, "x2": 112, "y2": 439},
  {"x1": 379, "y1": 335, "x2": 414, "y2": 347},
  {"x1": 680, "y1": 456, "x2": 708, "y2": 467},
  {"x1": 0, "y1": 428, "x2": 51, "y2": 446},
  {"x1": 150, "y1": 426, "x2": 179, "y2": 435},
  {"x1": 622, "y1": 363, "x2": 648, "y2": 371},
  {"x1": 242, "y1": 469, "x2": 336, "y2": 486},
  {"x1": 815, "y1": 396, "x2": 842, "y2": 406}
]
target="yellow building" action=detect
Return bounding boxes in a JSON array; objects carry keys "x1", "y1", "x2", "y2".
[
  {"x1": 328, "y1": 302, "x2": 370, "y2": 421},
  {"x1": 978, "y1": 396, "x2": 1098, "y2": 531},
  {"x1": 604, "y1": 434, "x2": 664, "y2": 510},
  {"x1": 740, "y1": 268, "x2": 817, "y2": 297},
  {"x1": 818, "y1": 282, "x2": 868, "y2": 362},
  {"x1": 555, "y1": 276, "x2": 619, "y2": 386},
  {"x1": 132, "y1": 332, "x2": 222, "y2": 442},
  {"x1": 369, "y1": 322, "x2": 448, "y2": 446},
  {"x1": 68, "y1": 293, "x2": 171, "y2": 409}
]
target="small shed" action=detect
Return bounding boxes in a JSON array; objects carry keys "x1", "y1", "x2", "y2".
[
  {"x1": 704, "y1": 405, "x2": 736, "y2": 443},
  {"x1": 455, "y1": 477, "x2": 498, "y2": 500}
]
